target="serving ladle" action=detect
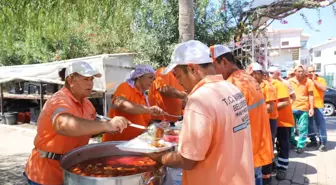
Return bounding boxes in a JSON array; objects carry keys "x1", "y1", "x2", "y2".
[{"x1": 96, "y1": 114, "x2": 168, "y2": 141}]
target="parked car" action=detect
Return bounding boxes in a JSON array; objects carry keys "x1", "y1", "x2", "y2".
[{"x1": 323, "y1": 87, "x2": 336, "y2": 116}]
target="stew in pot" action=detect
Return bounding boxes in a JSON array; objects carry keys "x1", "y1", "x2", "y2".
[{"x1": 69, "y1": 155, "x2": 157, "y2": 177}]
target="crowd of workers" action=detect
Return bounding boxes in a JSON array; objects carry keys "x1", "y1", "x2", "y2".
[{"x1": 23, "y1": 40, "x2": 328, "y2": 185}]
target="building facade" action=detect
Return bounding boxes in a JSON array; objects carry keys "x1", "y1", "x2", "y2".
[
  {"x1": 266, "y1": 28, "x2": 310, "y2": 76},
  {"x1": 310, "y1": 38, "x2": 336, "y2": 87},
  {"x1": 310, "y1": 38, "x2": 336, "y2": 74}
]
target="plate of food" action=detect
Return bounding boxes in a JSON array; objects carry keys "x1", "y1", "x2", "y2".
[{"x1": 116, "y1": 137, "x2": 176, "y2": 153}]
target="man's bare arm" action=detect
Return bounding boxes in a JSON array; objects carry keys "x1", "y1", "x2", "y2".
[
  {"x1": 266, "y1": 102, "x2": 274, "y2": 113},
  {"x1": 308, "y1": 91, "x2": 314, "y2": 110},
  {"x1": 158, "y1": 86, "x2": 187, "y2": 99},
  {"x1": 53, "y1": 113, "x2": 112, "y2": 136},
  {"x1": 289, "y1": 93, "x2": 296, "y2": 104},
  {"x1": 148, "y1": 151, "x2": 197, "y2": 170},
  {"x1": 277, "y1": 98, "x2": 290, "y2": 110}
]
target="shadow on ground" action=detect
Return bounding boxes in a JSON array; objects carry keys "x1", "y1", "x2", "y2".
[
  {"x1": 0, "y1": 153, "x2": 29, "y2": 185},
  {"x1": 326, "y1": 122, "x2": 336, "y2": 132},
  {"x1": 271, "y1": 161, "x2": 317, "y2": 185}
]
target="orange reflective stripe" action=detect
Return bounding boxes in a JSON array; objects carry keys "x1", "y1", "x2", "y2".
[{"x1": 248, "y1": 99, "x2": 265, "y2": 110}]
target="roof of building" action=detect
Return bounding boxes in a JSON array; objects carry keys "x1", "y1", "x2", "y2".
[{"x1": 312, "y1": 38, "x2": 336, "y2": 49}]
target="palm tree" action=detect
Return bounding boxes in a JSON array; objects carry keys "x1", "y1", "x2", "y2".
[{"x1": 178, "y1": 0, "x2": 194, "y2": 42}]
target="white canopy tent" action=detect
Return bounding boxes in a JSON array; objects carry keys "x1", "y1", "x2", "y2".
[{"x1": 0, "y1": 53, "x2": 137, "y2": 116}]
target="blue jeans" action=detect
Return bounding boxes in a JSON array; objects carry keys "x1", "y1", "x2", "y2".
[
  {"x1": 23, "y1": 172, "x2": 42, "y2": 185},
  {"x1": 255, "y1": 167, "x2": 263, "y2": 185},
  {"x1": 308, "y1": 108, "x2": 327, "y2": 145}
]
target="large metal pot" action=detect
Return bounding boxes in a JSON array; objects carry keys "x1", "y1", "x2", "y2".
[{"x1": 60, "y1": 141, "x2": 166, "y2": 185}]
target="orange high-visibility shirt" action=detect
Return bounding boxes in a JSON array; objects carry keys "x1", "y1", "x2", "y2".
[
  {"x1": 312, "y1": 76, "x2": 327, "y2": 108},
  {"x1": 25, "y1": 87, "x2": 95, "y2": 185},
  {"x1": 148, "y1": 67, "x2": 185, "y2": 122},
  {"x1": 289, "y1": 78, "x2": 314, "y2": 111},
  {"x1": 103, "y1": 82, "x2": 151, "y2": 141},
  {"x1": 260, "y1": 80, "x2": 278, "y2": 119},
  {"x1": 271, "y1": 79, "x2": 295, "y2": 127},
  {"x1": 227, "y1": 70, "x2": 273, "y2": 168}
]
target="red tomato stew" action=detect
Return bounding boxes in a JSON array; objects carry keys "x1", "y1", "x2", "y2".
[{"x1": 69, "y1": 155, "x2": 157, "y2": 177}]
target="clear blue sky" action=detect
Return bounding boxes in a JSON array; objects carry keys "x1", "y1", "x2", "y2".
[{"x1": 271, "y1": 6, "x2": 336, "y2": 47}]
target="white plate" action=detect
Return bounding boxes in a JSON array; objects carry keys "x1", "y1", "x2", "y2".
[{"x1": 116, "y1": 138, "x2": 176, "y2": 153}]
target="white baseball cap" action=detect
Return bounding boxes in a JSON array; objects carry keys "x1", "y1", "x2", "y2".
[
  {"x1": 267, "y1": 66, "x2": 280, "y2": 73},
  {"x1": 65, "y1": 61, "x2": 102, "y2": 79},
  {"x1": 209, "y1": 44, "x2": 231, "y2": 61},
  {"x1": 250, "y1": 62, "x2": 263, "y2": 71},
  {"x1": 162, "y1": 40, "x2": 212, "y2": 75}
]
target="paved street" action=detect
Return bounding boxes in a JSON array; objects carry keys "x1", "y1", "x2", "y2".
[
  {"x1": 271, "y1": 117, "x2": 336, "y2": 185},
  {"x1": 0, "y1": 119, "x2": 336, "y2": 185},
  {"x1": 0, "y1": 124, "x2": 35, "y2": 185}
]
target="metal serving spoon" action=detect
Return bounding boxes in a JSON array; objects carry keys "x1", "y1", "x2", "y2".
[{"x1": 96, "y1": 114, "x2": 147, "y2": 130}]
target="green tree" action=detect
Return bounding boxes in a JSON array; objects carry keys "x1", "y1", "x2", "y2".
[{"x1": 0, "y1": 0, "x2": 235, "y2": 68}]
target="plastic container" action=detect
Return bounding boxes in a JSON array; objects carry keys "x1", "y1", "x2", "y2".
[
  {"x1": 30, "y1": 108, "x2": 40, "y2": 124},
  {"x1": 17, "y1": 112, "x2": 26, "y2": 123},
  {"x1": 0, "y1": 115, "x2": 6, "y2": 124},
  {"x1": 4, "y1": 112, "x2": 18, "y2": 125}
]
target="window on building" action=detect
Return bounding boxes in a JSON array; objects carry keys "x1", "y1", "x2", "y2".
[
  {"x1": 314, "y1": 51, "x2": 321, "y2": 57},
  {"x1": 315, "y1": 63, "x2": 321, "y2": 72},
  {"x1": 334, "y1": 51, "x2": 336, "y2": 55},
  {"x1": 301, "y1": 41, "x2": 307, "y2": 49},
  {"x1": 300, "y1": 59, "x2": 308, "y2": 65},
  {"x1": 281, "y1": 41, "x2": 289, "y2": 46}
]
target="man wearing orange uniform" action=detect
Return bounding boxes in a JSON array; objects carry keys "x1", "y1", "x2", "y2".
[
  {"x1": 268, "y1": 67, "x2": 295, "y2": 181},
  {"x1": 103, "y1": 64, "x2": 166, "y2": 142},
  {"x1": 288, "y1": 65, "x2": 315, "y2": 154},
  {"x1": 268, "y1": 66, "x2": 296, "y2": 104},
  {"x1": 307, "y1": 65, "x2": 328, "y2": 151},
  {"x1": 248, "y1": 62, "x2": 278, "y2": 184},
  {"x1": 24, "y1": 61, "x2": 130, "y2": 185},
  {"x1": 148, "y1": 40, "x2": 255, "y2": 185},
  {"x1": 210, "y1": 45, "x2": 273, "y2": 185},
  {"x1": 148, "y1": 67, "x2": 187, "y2": 124}
]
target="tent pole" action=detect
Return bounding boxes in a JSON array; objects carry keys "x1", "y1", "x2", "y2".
[
  {"x1": 40, "y1": 82, "x2": 43, "y2": 111},
  {"x1": 0, "y1": 84, "x2": 3, "y2": 116},
  {"x1": 103, "y1": 92, "x2": 107, "y2": 117}
]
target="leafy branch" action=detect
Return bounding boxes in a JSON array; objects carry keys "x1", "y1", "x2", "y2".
[{"x1": 233, "y1": 0, "x2": 336, "y2": 42}]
